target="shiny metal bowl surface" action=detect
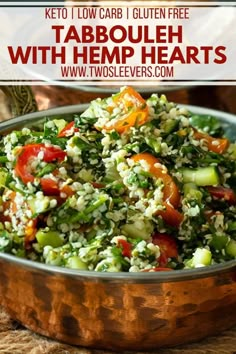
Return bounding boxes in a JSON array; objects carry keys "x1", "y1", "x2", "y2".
[{"x1": 0, "y1": 104, "x2": 236, "y2": 351}]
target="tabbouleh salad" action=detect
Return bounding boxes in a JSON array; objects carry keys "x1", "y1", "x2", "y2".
[{"x1": 0, "y1": 86, "x2": 235, "y2": 272}]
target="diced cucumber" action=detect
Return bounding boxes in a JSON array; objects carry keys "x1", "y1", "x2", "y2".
[
  {"x1": 95, "y1": 259, "x2": 121, "y2": 272},
  {"x1": 183, "y1": 182, "x2": 202, "y2": 202},
  {"x1": 53, "y1": 119, "x2": 67, "y2": 133},
  {"x1": 192, "y1": 247, "x2": 212, "y2": 267},
  {"x1": 66, "y1": 256, "x2": 88, "y2": 270},
  {"x1": 0, "y1": 168, "x2": 8, "y2": 187},
  {"x1": 145, "y1": 137, "x2": 161, "y2": 154},
  {"x1": 181, "y1": 166, "x2": 219, "y2": 186},
  {"x1": 227, "y1": 222, "x2": 236, "y2": 232},
  {"x1": 226, "y1": 240, "x2": 236, "y2": 257},
  {"x1": 209, "y1": 234, "x2": 229, "y2": 251},
  {"x1": 121, "y1": 218, "x2": 154, "y2": 240},
  {"x1": 44, "y1": 247, "x2": 63, "y2": 266},
  {"x1": 77, "y1": 168, "x2": 93, "y2": 182},
  {"x1": 28, "y1": 196, "x2": 52, "y2": 215},
  {"x1": 36, "y1": 230, "x2": 64, "y2": 248},
  {"x1": 228, "y1": 143, "x2": 236, "y2": 160},
  {"x1": 183, "y1": 182, "x2": 198, "y2": 194},
  {"x1": 161, "y1": 119, "x2": 179, "y2": 134},
  {"x1": 73, "y1": 136, "x2": 90, "y2": 150}
]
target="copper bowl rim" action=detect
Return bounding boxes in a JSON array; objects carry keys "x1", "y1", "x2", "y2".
[
  {"x1": 0, "y1": 102, "x2": 236, "y2": 284},
  {"x1": 0, "y1": 252, "x2": 236, "y2": 283}
]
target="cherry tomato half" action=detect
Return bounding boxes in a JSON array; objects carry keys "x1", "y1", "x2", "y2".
[
  {"x1": 15, "y1": 144, "x2": 67, "y2": 184},
  {"x1": 152, "y1": 233, "x2": 178, "y2": 267},
  {"x1": 117, "y1": 238, "x2": 132, "y2": 258},
  {"x1": 207, "y1": 186, "x2": 236, "y2": 205}
]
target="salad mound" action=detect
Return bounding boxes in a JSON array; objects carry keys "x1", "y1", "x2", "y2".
[{"x1": 0, "y1": 86, "x2": 235, "y2": 272}]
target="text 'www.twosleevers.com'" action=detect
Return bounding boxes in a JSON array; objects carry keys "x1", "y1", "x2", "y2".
[{"x1": 60, "y1": 65, "x2": 174, "y2": 79}]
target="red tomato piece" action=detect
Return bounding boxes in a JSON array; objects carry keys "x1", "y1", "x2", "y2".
[
  {"x1": 58, "y1": 121, "x2": 79, "y2": 137},
  {"x1": 157, "y1": 202, "x2": 184, "y2": 228},
  {"x1": 207, "y1": 186, "x2": 236, "y2": 205},
  {"x1": 40, "y1": 178, "x2": 74, "y2": 198},
  {"x1": 15, "y1": 144, "x2": 66, "y2": 184},
  {"x1": 117, "y1": 238, "x2": 132, "y2": 258},
  {"x1": 91, "y1": 182, "x2": 105, "y2": 189},
  {"x1": 152, "y1": 233, "x2": 178, "y2": 267},
  {"x1": 40, "y1": 178, "x2": 60, "y2": 195}
]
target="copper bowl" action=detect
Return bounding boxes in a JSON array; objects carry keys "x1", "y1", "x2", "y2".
[{"x1": 0, "y1": 104, "x2": 236, "y2": 351}]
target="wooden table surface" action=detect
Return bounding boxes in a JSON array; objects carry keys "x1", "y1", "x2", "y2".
[{"x1": 31, "y1": 85, "x2": 236, "y2": 115}]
